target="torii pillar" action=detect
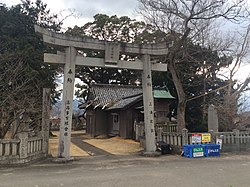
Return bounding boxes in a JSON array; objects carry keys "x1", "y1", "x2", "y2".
[
  {"x1": 35, "y1": 25, "x2": 170, "y2": 159},
  {"x1": 142, "y1": 55, "x2": 156, "y2": 153},
  {"x1": 58, "y1": 47, "x2": 76, "y2": 158}
]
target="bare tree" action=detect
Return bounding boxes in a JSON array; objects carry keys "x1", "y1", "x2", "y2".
[
  {"x1": 216, "y1": 24, "x2": 250, "y2": 130},
  {"x1": 0, "y1": 56, "x2": 43, "y2": 138},
  {"x1": 138, "y1": 0, "x2": 249, "y2": 132}
]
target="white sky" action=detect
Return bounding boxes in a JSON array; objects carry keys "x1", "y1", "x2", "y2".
[{"x1": 2, "y1": 0, "x2": 140, "y2": 29}]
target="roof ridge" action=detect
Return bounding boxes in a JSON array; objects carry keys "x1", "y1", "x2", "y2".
[
  {"x1": 122, "y1": 93, "x2": 143, "y2": 100},
  {"x1": 91, "y1": 83, "x2": 142, "y2": 89}
]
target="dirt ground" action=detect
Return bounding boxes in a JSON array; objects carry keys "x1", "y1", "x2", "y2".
[
  {"x1": 49, "y1": 138, "x2": 89, "y2": 157},
  {"x1": 84, "y1": 136, "x2": 143, "y2": 155},
  {"x1": 49, "y1": 131, "x2": 143, "y2": 157}
]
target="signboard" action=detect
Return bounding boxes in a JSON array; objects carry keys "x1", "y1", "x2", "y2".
[
  {"x1": 105, "y1": 42, "x2": 120, "y2": 65},
  {"x1": 202, "y1": 133, "x2": 211, "y2": 143},
  {"x1": 191, "y1": 134, "x2": 202, "y2": 144},
  {"x1": 193, "y1": 147, "x2": 204, "y2": 157},
  {"x1": 216, "y1": 138, "x2": 223, "y2": 150}
]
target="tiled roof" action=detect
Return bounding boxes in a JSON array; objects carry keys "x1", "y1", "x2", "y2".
[
  {"x1": 153, "y1": 89, "x2": 175, "y2": 99},
  {"x1": 89, "y1": 84, "x2": 142, "y2": 110},
  {"x1": 107, "y1": 94, "x2": 142, "y2": 110},
  {"x1": 87, "y1": 84, "x2": 175, "y2": 110}
]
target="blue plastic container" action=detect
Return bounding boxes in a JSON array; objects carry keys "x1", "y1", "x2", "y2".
[
  {"x1": 183, "y1": 144, "x2": 204, "y2": 158},
  {"x1": 202, "y1": 144, "x2": 220, "y2": 157}
]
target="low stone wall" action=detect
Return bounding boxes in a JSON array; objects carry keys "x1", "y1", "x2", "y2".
[
  {"x1": 0, "y1": 132, "x2": 48, "y2": 165},
  {"x1": 0, "y1": 139, "x2": 20, "y2": 164},
  {"x1": 213, "y1": 130, "x2": 250, "y2": 152},
  {"x1": 156, "y1": 123, "x2": 177, "y2": 133},
  {"x1": 222, "y1": 143, "x2": 250, "y2": 152},
  {"x1": 156, "y1": 128, "x2": 250, "y2": 153},
  {"x1": 135, "y1": 122, "x2": 177, "y2": 142}
]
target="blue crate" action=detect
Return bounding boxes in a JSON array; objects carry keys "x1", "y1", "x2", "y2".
[
  {"x1": 183, "y1": 145, "x2": 192, "y2": 158},
  {"x1": 202, "y1": 144, "x2": 220, "y2": 157},
  {"x1": 183, "y1": 144, "x2": 204, "y2": 158}
]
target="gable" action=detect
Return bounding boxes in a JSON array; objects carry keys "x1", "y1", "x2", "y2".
[{"x1": 153, "y1": 89, "x2": 175, "y2": 99}]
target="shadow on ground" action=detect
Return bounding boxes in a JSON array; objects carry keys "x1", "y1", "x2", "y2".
[{"x1": 49, "y1": 131, "x2": 143, "y2": 158}]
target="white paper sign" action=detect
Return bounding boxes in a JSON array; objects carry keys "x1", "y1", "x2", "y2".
[{"x1": 216, "y1": 138, "x2": 223, "y2": 150}]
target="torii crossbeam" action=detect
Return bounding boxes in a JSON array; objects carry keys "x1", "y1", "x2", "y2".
[{"x1": 35, "y1": 25, "x2": 170, "y2": 159}]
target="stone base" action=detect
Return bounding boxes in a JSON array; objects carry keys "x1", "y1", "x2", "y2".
[
  {"x1": 0, "y1": 153, "x2": 47, "y2": 165},
  {"x1": 141, "y1": 151, "x2": 161, "y2": 157},
  {"x1": 52, "y1": 157, "x2": 74, "y2": 163}
]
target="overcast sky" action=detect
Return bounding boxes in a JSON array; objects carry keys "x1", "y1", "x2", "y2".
[
  {"x1": 2, "y1": 0, "x2": 140, "y2": 29},
  {"x1": 2, "y1": 0, "x2": 250, "y2": 97}
]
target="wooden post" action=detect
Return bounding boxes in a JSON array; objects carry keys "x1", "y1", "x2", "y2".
[
  {"x1": 142, "y1": 54, "x2": 156, "y2": 153},
  {"x1": 58, "y1": 46, "x2": 76, "y2": 159},
  {"x1": 41, "y1": 88, "x2": 51, "y2": 155}
]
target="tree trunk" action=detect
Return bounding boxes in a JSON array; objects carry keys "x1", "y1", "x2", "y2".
[
  {"x1": 0, "y1": 108, "x2": 8, "y2": 139},
  {"x1": 168, "y1": 61, "x2": 186, "y2": 132}
]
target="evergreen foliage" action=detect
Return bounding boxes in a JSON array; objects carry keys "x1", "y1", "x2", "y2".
[{"x1": 0, "y1": 0, "x2": 60, "y2": 138}]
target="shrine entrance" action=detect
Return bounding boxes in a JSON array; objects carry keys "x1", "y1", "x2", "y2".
[{"x1": 35, "y1": 25, "x2": 170, "y2": 159}]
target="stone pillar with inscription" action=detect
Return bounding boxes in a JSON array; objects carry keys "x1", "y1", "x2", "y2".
[
  {"x1": 58, "y1": 46, "x2": 76, "y2": 159},
  {"x1": 208, "y1": 104, "x2": 219, "y2": 132},
  {"x1": 41, "y1": 88, "x2": 51, "y2": 155},
  {"x1": 142, "y1": 54, "x2": 156, "y2": 153}
]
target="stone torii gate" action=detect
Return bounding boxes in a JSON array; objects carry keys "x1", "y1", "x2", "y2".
[{"x1": 35, "y1": 25, "x2": 170, "y2": 160}]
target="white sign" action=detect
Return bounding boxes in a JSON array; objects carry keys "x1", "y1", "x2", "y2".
[
  {"x1": 191, "y1": 134, "x2": 202, "y2": 144},
  {"x1": 216, "y1": 138, "x2": 223, "y2": 150},
  {"x1": 193, "y1": 151, "x2": 204, "y2": 157}
]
